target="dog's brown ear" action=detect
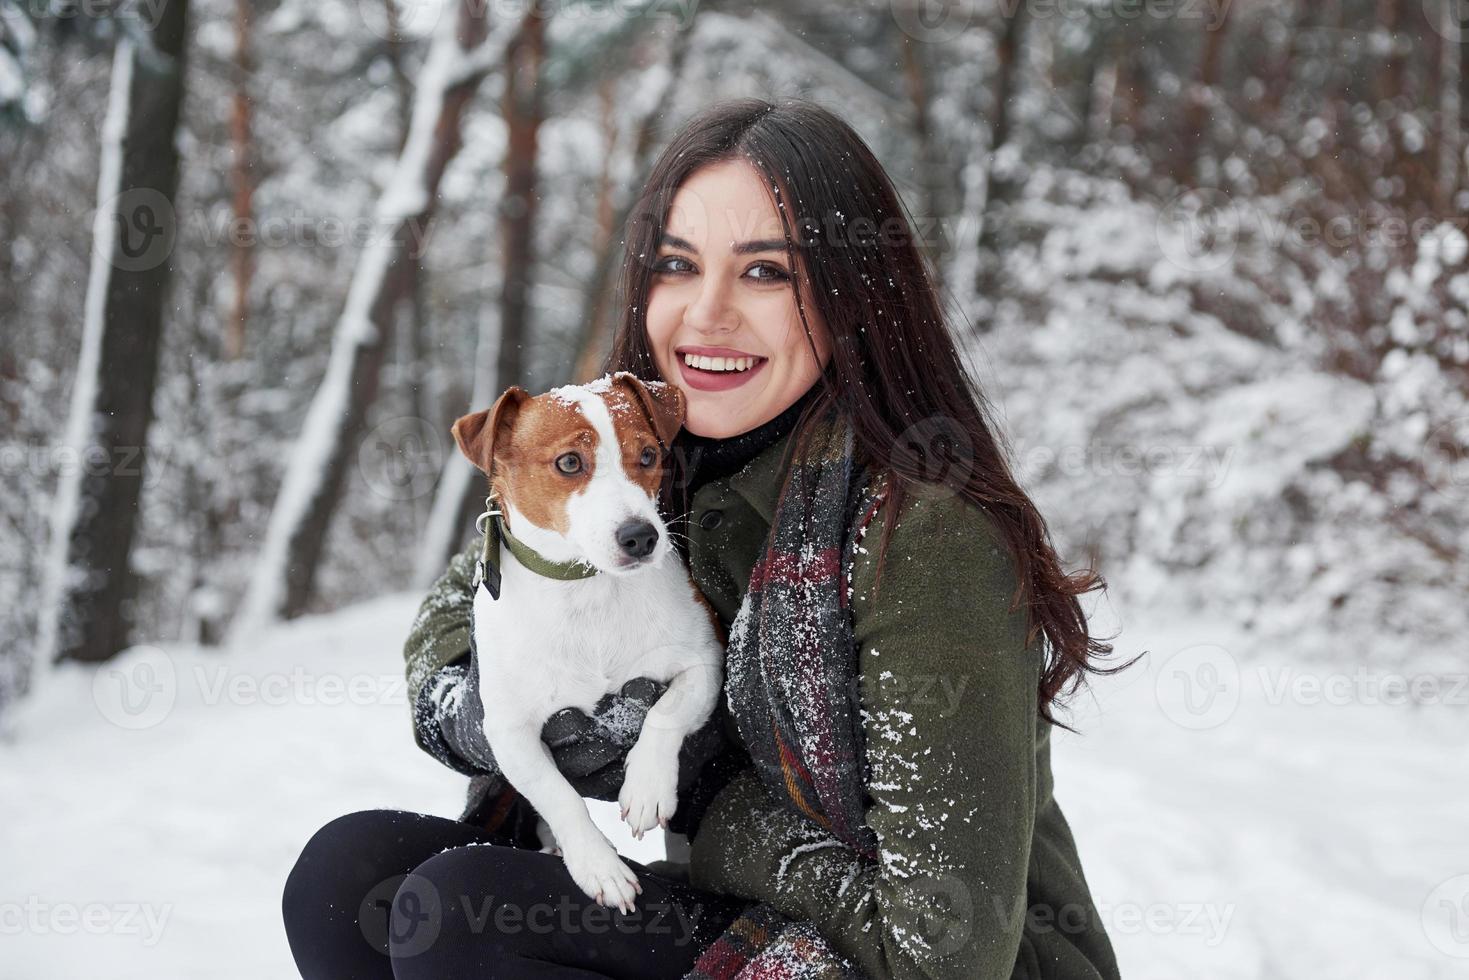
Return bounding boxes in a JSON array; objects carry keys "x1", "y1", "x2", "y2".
[
  {"x1": 452, "y1": 386, "x2": 529, "y2": 476},
  {"x1": 613, "y1": 371, "x2": 685, "y2": 448}
]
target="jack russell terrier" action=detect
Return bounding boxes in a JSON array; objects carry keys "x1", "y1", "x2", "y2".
[{"x1": 450, "y1": 371, "x2": 724, "y2": 914}]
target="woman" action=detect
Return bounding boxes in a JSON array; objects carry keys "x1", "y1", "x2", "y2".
[{"x1": 283, "y1": 98, "x2": 1126, "y2": 980}]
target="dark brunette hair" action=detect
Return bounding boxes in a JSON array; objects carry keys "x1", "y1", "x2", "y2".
[{"x1": 603, "y1": 98, "x2": 1132, "y2": 725}]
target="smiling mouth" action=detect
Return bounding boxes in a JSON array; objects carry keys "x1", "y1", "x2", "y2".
[
  {"x1": 682, "y1": 353, "x2": 763, "y2": 373},
  {"x1": 675, "y1": 347, "x2": 768, "y2": 374}
]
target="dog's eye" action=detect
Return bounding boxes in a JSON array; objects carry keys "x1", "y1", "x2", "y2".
[
  {"x1": 638, "y1": 447, "x2": 658, "y2": 468},
  {"x1": 555, "y1": 452, "x2": 583, "y2": 474}
]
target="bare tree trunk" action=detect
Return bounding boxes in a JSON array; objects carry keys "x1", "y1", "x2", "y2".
[
  {"x1": 236, "y1": 1, "x2": 508, "y2": 633},
  {"x1": 571, "y1": 27, "x2": 691, "y2": 384},
  {"x1": 1072, "y1": 14, "x2": 1108, "y2": 148},
  {"x1": 900, "y1": 33, "x2": 947, "y2": 283},
  {"x1": 972, "y1": 4, "x2": 1031, "y2": 321},
  {"x1": 226, "y1": 0, "x2": 252, "y2": 359},
  {"x1": 1178, "y1": 11, "x2": 1231, "y2": 184},
  {"x1": 492, "y1": 8, "x2": 545, "y2": 399},
  {"x1": 991, "y1": 3, "x2": 1028, "y2": 152},
  {"x1": 382, "y1": 0, "x2": 431, "y2": 507},
  {"x1": 1112, "y1": 32, "x2": 1147, "y2": 134},
  {"x1": 450, "y1": 6, "x2": 547, "y2": 545},
  {"x1": 414, "y1": 9, "x2": 552, "y2": 583},
  {"x1": 1263, "y1": 2, "x2": 1299, "y2": 115},
  {"x1": 1377, "y1": 0, "x2": 1406, "y2": 104},
  {"x1": 1440, "y1": 3, "x2": 1462, "y2": 203},
  {"x1": 40, "y1": 0, "x2": 190, "y2": 665},
  {"x1": 383, "y1": 0, "x2": 413, "y2": 146},
  {"x1": 571, "y1": 76, "x2": 621, "y2": 384}
]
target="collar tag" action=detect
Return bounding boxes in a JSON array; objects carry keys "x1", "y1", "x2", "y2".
[
  {"x1": 475, "y1": 495, "x2": 504, "y2": 601},
  {"x1": 476, "y1": 558, "x2": 501, "y2": 600}
]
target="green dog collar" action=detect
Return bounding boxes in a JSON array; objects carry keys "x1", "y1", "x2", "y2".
[{"x1": 474, "y1": 496, "x2": 598, "y2": 600}]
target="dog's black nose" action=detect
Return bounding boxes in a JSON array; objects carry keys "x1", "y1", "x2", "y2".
[{"x1": 615, "y1": 519, "x2": 659, "y2": 559}]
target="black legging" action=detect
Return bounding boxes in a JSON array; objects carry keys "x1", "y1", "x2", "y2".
[{"x1": 282, "y1": 809, "x2": 748, "y2": 980}]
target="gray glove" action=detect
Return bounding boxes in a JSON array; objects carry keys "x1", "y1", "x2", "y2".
[{"x1": 415, "y1": 639, "x2": 728, "y2": 804}]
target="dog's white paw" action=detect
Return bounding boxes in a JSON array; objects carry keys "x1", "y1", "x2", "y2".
[
  {"x1": 618, "y1": 742, "x2": 679, "y2": 839},
  {"x1": 560, "y1": 837, "x2": 641, "y2": 913}
]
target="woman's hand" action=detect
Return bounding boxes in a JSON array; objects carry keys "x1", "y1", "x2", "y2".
[
  {"x1": 404, "y1": 535, "x2": 730, "y2": 827},
  {"x1": 418, "y1": 649, "x2": 727, "y2": 805}
]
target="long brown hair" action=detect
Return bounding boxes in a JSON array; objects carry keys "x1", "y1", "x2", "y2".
[{"x1": 604, "y1": 98, "x2": 1133, "y2": 725}]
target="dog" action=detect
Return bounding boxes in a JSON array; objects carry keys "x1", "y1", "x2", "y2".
[{"x1": 450, "y1": 371, "x2": 724, "y2": 914}]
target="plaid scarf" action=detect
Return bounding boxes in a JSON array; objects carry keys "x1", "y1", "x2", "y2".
[{"x1": 684, "y1": 404, "x2": 888, "y2": 980}]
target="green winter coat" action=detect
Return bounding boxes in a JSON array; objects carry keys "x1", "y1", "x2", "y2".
[{"x1": 403, "y1": 423, "x2": 1121, "y2": 980}]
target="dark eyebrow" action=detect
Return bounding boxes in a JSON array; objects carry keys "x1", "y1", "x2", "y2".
[{"x1": 659, "y1": 233, "x2": 788, "y2": 255}]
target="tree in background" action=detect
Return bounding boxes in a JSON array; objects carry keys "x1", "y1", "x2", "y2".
[
  {"x1": 415, "y1": 9, "x2": 693, "y2": 583},
  {"x1": 38, "y1": 0, "x2": 190, "y2": 667},
  {"x1": 224, "y1": 0, "x2": 252, "y2": 360},
  {"x1": 235, "y1": 0, "x2": 513, "y2": 633},
  {"x1": 3, "y1": 0, "x2": 1464, "y2": 706},
  {"x1": 412, "y1": 5, "x2": 547, "y2": 582}
]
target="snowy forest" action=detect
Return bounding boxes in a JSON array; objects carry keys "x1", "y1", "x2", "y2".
[{"x1": 3, "y1": 0, "x2": 1468, "y2": 977}]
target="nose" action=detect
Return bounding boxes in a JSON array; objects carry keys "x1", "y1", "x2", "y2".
[
  {"x1": 615, "y1": 519, "x2": 659, "y2": 559},
  {"x1": 684, "y1": 275, "x2": 738, "y2": 334}
]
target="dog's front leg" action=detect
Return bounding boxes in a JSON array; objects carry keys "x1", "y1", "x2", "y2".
[
  {"x1": 486, "y1": 721, "x2": 642, "y2": 912},
  {"x1": 619, "y1": 661, "x2": 722, "y2": 837}
]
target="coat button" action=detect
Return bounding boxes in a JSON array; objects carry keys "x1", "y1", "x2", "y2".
[{"x1": 699, "y1": 509, "x2": 724, "y2": 530}]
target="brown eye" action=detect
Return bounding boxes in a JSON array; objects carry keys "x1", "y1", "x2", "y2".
[
  {"x1": 555, "y1": 452, "x2": 583, "y2": 475},
  {"x1": 654, "y1": 255, "x2": 695, "y2": 275},
  {"x1": 745, "y1": 261, "x2": 790, "y2": 283},
  {"x1": 638, "y1": 446, "x2": 658, "y2": 468}
]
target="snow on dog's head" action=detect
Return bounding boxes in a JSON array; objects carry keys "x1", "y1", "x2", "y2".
[{"x1": 451, "y1": 371, "x2": 685, "y2": 574}]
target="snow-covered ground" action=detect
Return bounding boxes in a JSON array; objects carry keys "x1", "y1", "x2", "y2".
[{"x1": 2, "y1": 593, "x2": 1465, "y2": 979}]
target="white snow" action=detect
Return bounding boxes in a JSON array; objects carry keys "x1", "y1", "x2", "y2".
[
  {"x1": 0, "y1": 1, "x2": 36, "y2": 108},
  {"x1": 0, "y1": 47, "x2": 22, "y2": 105},
  {"x1": 1051, "y1": 603, "x2": 1469, "y2": 979},
  {"x1": 0, "y1": 594, "x2": 665, "y2": 980},
  {"x1": 3, "y1": 590, "x2": 1462, "y2": 977}
]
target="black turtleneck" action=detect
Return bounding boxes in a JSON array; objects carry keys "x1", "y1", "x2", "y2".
[
  {"x1": 671, "y1": 383, "x2": 822, "y2": 498},
  {"x1": 662, "y1": 384, "x2": 820, "y2": 563}
]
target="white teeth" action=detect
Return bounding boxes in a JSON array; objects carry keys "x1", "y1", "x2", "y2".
[{"x1": 683, "y1": 353, "x2": 757, "y2": 372}]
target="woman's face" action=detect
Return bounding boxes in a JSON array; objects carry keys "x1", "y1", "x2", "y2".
[{"x1": 644, "y1": 159, "x2": 832, "y2": 438}]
